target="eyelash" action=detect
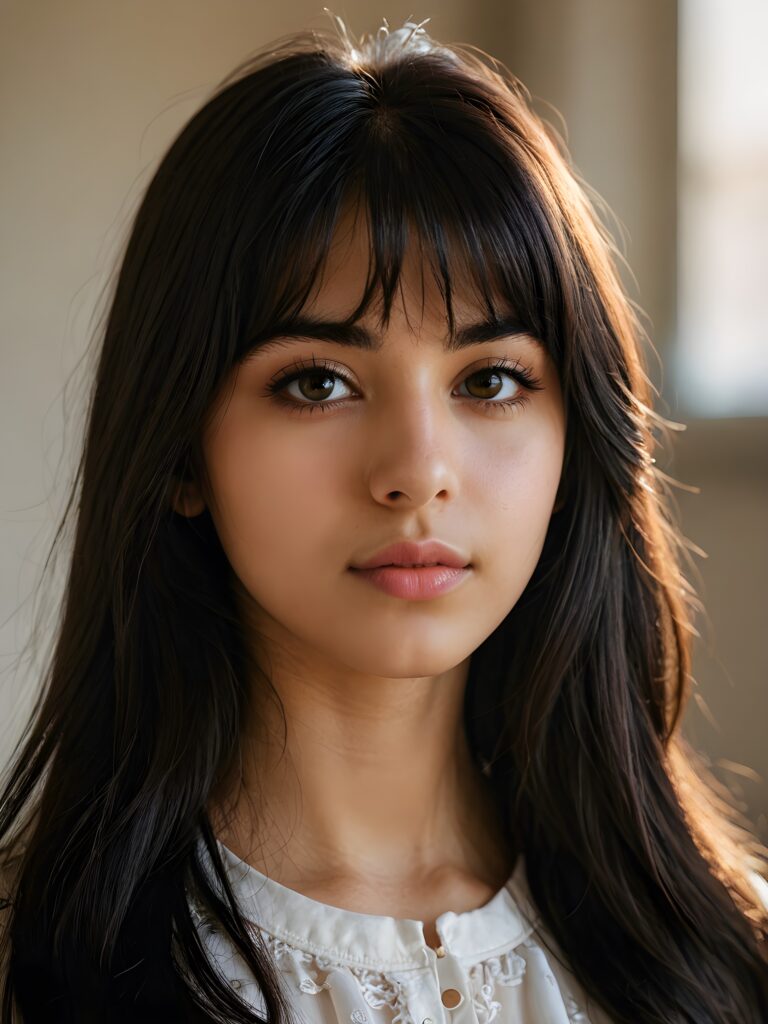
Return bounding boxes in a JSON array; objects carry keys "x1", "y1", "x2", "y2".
[{"x1": 263, "y1": 356, "x2": 544, "y2": 417}]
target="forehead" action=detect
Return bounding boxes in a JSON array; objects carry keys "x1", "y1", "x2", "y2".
[{"x1": 300, "y1": 203, "x2": 510, "y2": 329}]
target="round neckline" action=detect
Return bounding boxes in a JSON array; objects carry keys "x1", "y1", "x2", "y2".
[{"x1": 195, "y1": 833, "x2": 540, "y2": 970}]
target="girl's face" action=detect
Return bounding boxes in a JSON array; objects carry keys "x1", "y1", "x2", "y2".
[{"x1": 184, "y1": 211, "x2": 566, "y2": 681}]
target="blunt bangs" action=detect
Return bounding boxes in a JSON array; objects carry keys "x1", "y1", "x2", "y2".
[{"x1": 223, "y1": 49, "x2": 567, "y2": 364}]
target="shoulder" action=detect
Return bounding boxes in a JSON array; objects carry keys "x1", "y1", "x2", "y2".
[{"x1": 505, "y1": 857, "x2": 623, "y2": 1024}]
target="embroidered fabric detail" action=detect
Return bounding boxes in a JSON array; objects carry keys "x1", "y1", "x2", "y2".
[
  {"x1": 342, "y1": 966, "x2": 411, "y2": 1023},
  {"x1": 189, "y1": 894, "x2": 412, "y2": 1020},
  {"x1": 519, "y1": 935, "x2": 592, "y2": 1024},
  {"x1": 258, "y1": 928, "x2": 337, "y2": 991},
  {"x1": 258, "y1": 926, "x2": 413, "y2": 1023},
  {"x1": 189, "y1": 890, "x2": 593, "y2": 1024},
  {"x1": 467, "y1": 948, "x2": 527, "y2": 1023}
]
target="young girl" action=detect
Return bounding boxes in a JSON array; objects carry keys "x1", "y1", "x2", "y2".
[{"x1": 1, "y1": 15, "x2": 767, "y2": 1024}]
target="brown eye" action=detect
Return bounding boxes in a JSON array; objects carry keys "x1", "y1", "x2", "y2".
[
  {"x1": 295, "y1": 371, "x2": 337, "y2": 402},
  {"x1": 265, "y1": 356, "x2": 543, "y2": 416},
  {"x1": 264, "y1": 363, "x2": 356, "y2": 415},
  {"x1": 463, "y1": 368, "x2": 510, "y2": 400}
]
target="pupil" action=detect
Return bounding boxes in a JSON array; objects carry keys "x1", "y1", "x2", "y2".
[
  {"x1": 473, "y1": 370, "x2": 501, "y2": 398},
  {"x1": 301, "y1": 373, "x2": 334, "y2": 400}
]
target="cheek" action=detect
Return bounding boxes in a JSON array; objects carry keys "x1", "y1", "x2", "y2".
[
  {"x1": 475, "y1": 414, "x2": 564, "y2": 580},
  {"x1": 203, "y1": 415, "x2": 346, "y2": 579}
]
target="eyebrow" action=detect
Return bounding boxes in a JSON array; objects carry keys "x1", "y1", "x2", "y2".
[{"x1": 241, "y1": 313, "x2": 540, "y2": 360}]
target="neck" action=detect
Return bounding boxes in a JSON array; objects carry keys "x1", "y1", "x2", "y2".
[{"x1": 209, "y1": 656, "x2": 515, "y2": 896}]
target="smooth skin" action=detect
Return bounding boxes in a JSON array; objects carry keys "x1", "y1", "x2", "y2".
[{"x1": 174, "y1": 205, "x2": 567, "y2": 947}]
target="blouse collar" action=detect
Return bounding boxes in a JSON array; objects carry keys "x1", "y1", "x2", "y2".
[{"x1": 196, "y1": 835, "x2": 541, "y2": 971}]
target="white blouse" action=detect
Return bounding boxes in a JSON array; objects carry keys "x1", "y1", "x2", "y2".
[{"x1": 190, "y1": 836, "x2": 615, "y2": 1024}]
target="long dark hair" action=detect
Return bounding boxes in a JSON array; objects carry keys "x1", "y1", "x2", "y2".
[{"x1": 1, "y1": 16, "x2": 767, "y2": 1024}]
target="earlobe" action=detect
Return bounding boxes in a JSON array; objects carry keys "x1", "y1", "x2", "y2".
[{"x1": 171, "y1": 477, "x2": 206, "y2": 517}]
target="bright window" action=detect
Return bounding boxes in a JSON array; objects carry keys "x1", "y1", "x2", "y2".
[{"x1": 675, "y1": 0, "x2": 768, "y2": 416}]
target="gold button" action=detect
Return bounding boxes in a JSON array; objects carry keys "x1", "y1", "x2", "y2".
[{"x1": 441, "y1": 988, "x2": 463, "y2": 1009}]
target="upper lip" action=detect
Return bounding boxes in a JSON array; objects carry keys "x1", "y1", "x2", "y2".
[{"x1": 350, "y1": 539, "x2": 471, "y2": 570}]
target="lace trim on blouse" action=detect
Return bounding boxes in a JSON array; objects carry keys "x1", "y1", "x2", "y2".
[{"x1": 189, "y1": 896, "x2": 592, "y2": 1024}]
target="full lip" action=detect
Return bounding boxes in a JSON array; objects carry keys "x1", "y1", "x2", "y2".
[{"x1": 349, "y1": 539, "x2": 472, "y2": 570}]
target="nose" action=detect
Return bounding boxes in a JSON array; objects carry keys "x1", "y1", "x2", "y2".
[{"x1": 363, "y1": 398, "x2": 461, "y2": 509}]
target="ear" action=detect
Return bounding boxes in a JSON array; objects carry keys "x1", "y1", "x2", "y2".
[{"x1": 171, "y1": 476, "x2": 206, "y2": 517}]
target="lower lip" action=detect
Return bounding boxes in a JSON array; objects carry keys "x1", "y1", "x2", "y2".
[{"x1": 349, "y1": 565, "x2": 472, "y2": 600}]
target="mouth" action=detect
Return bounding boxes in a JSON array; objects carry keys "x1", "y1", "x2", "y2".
[
  {"x1": 378, "y1": 562, "x2": 450, "y2": 568},
  {"x1": 350, "y1": 539, "x2": 472, "y2": 571},
  {"x1": 349, "y1": 562, "x2": 472, "y2": 570},
  {"x1": 348, "y1": 562, "x2": 473, "y2": 600}
]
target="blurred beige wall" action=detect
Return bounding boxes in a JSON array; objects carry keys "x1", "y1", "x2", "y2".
[{"x1": 1, "y1": 1, "x2": 765, "y2": 838}]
